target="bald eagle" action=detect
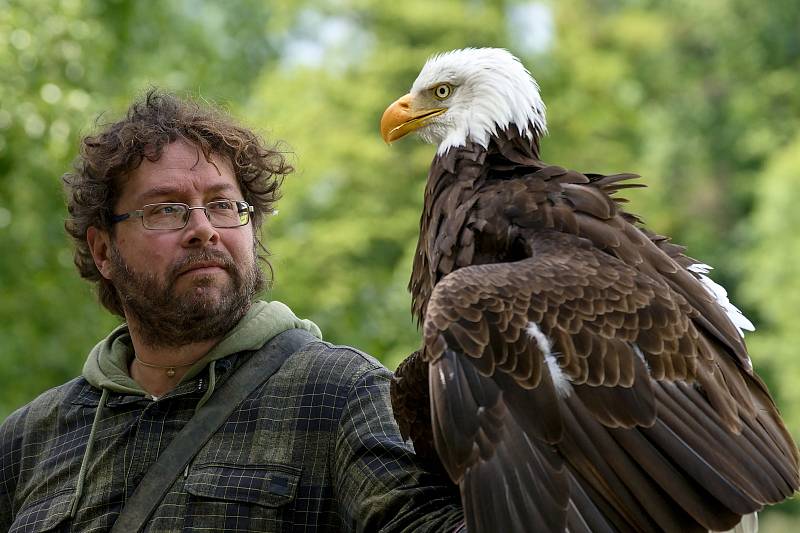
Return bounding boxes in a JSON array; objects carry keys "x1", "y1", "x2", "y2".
[{"x1": 380, "y1": 48, "x2": 799, "y2": 532}]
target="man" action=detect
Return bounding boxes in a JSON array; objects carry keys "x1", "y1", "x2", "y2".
[{"x1": 0, "y1": 90, "x2": 463, "y2": 531}]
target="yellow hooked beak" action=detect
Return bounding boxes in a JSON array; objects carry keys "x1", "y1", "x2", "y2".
[{"x1": 380, "y1": 93, "x2": 446, "y2": 143}]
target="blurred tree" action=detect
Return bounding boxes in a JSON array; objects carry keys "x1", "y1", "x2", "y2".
[
  {"x1": 246, "y1": 0, "x2": 513, "y2": 369},
  {"x1": 0, "y1": 0, "x2": 283, "y2": 414},
  {"x1": 744, "y1": 132, "x2": 800, "y2": 450}
]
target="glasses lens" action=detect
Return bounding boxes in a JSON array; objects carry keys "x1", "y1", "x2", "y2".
[
  {"x1": 143, "y1": 203, "x2": 188, "y2": 229},
  {"x1": 207, "y1": 200, "x2": 248, "y2": 228}
]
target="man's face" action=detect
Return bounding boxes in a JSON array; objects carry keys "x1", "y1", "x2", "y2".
[{"x1": 92, "y1": 140, "x2": 263, "y2": 346}]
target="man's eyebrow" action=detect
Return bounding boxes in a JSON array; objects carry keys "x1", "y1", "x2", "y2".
[
  {"x1": 137, "y1": 185, "x2": 182, "y2": 203},
  {"x1": 137, "y1": 183, "x2": 239, "y2": 204}
]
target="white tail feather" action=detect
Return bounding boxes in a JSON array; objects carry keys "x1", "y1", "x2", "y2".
[
  {"x1": 687, "y1": 263, "x2": 755, "y2": 338},
  {"x1": 716, "y1": 512, "x2": 758, "y2": 533}
]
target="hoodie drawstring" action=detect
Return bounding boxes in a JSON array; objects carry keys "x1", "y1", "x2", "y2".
[
  {"x1": 195, "y1": 360, "x2": 217, "y2": 413},
  {"x1": 70, "y1": 387, "x2": 109, "y2": 518},
  {"x1": 69, "y1": 359, "x2": 225, "y2": 517}
]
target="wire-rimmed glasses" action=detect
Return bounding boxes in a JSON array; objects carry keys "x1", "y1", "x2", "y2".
[{"x1": 111, "y1": 200, "x2": 254, "y2": 230}]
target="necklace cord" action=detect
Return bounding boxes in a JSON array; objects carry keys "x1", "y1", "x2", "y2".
[{"x1": 133, "y1": 354, "x2": 196, "y2": 377}]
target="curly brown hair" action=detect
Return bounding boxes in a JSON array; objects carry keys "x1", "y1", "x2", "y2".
[{"x1": 63, "y1": 88, "x2": 291, "y2": 317}]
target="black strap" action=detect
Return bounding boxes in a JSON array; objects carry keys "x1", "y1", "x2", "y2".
[{"x1": 110, "y1": 328, "x2": 316, "y2": 533}]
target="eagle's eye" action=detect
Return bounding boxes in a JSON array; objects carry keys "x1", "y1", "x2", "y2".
[{"x1": 432, "y1": 83, "x2": 452, "y2": 100}]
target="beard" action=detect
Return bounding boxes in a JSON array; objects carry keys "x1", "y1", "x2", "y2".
[{"x1": 109, "y1": 244, "x2": 264, "y2": 348}]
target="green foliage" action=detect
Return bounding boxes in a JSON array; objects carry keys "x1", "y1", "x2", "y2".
[
  {"x1": 0, "y1": 0, "x2": 281, "y2": 414},
  {"x1": 744, "y1": 134, "x2": 800, "y2": 439},
  {"x1": 2, "y1": 0, "x2": 799, "y2": 525}
]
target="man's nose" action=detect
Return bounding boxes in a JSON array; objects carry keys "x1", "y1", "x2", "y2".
[{"x1": 182, "y1": 207, "x2": 219, "y2": 247}]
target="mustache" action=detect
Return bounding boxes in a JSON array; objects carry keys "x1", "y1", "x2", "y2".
[{"x1": 168, "y1": 249, "x2": 236, "y2": 283}]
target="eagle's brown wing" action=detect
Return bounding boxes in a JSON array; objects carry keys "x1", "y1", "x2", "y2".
[{"x1": 422, "y1": 230, "x2": 798, "y2": 533}]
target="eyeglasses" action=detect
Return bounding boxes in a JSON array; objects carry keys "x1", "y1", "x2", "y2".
[{"x1": 111, "y1": 200, "x2": 254, "y2": 230}]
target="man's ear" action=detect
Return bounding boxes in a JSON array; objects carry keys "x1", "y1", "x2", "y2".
[{"x1": 87, "y1": 226, "x2": 112, "y2": 280}]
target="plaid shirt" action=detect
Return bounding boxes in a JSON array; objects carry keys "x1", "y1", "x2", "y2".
[{"x1": 0, "y1": 340, "x2": 463, "y2": 532}]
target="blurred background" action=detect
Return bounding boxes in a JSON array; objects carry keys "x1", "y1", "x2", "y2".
[{"x1": 1, "y1": 0, "x2": 798, "y2": 527}]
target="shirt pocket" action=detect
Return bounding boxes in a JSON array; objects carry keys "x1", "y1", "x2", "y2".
[
  {"x1": 10, "y1": 488, "x2": 74, "y2": 533},
  {"x1": 185, "y1": 461, "x2": 301, "y2": 508}
]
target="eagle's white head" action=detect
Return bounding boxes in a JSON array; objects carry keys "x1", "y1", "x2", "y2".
[{"x1": 381, "y1": 48, "x2": 547, "y2": 155}]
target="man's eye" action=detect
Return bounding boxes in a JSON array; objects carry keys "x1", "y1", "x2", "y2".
[
  {"x1": 155, "y1": 205, "x2": 178, "y2": 215},
  {"x1": 210, "y1": 200, "x2": 234, "y2": 211}
]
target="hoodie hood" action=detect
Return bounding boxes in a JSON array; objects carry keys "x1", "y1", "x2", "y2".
[{"x1": 82, "y1": 300, "x2": 322, "y2": 395}]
